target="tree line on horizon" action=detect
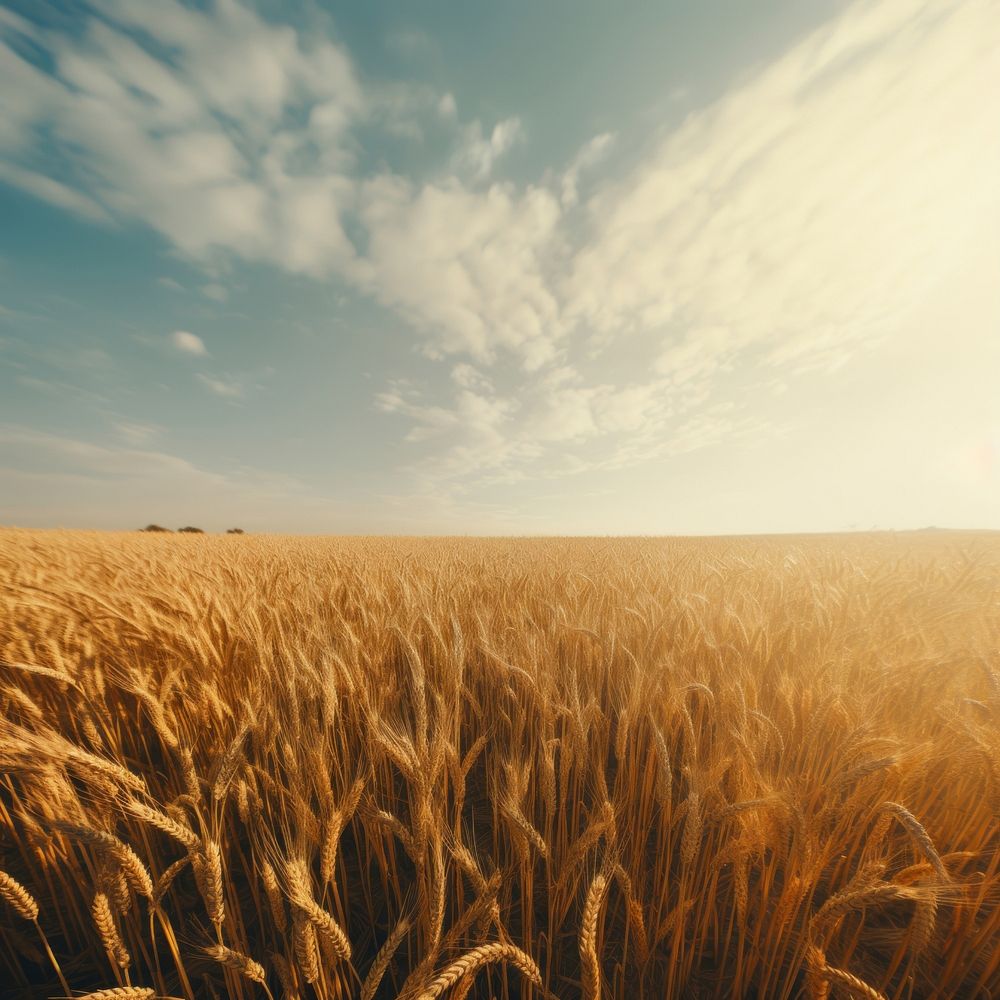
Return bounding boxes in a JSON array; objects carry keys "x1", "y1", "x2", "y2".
[{"x1": 140, "y1": 525, "x2": 245, "y2": 534}]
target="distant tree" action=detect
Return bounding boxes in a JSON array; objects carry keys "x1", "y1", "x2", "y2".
[
  {"x1": 140, "y1": 524, "x2": 171, "y2": 532},
  {"x1": 226, "y1": 528, "x2": 245, "y2": 534},
  {"x1": 177, "y1": 526, "x2": 205, "y2": 534}
]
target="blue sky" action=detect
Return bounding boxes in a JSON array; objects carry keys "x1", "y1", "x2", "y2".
[{"x1": 1, "y1": 0, "x2": 998, "y2": 534}]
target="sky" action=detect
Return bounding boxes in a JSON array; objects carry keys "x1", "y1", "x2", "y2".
[{"x1": 0, "y1": 0, "x2": 998, "y2": 535}]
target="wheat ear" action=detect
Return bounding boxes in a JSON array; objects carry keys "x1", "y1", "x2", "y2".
[
  {"x1": 75, "y1": 990, "x2": 157, "y2": 1000},
  {"x1": 1, "y1": 870, "x2": 71, "y2": 995},
  {"x1": 415, "y1": 942, "x2": 542, "y2": 1000},
  {"x1": 361, "y1": 915, "x2": 411, "y2": 1000},
  {"x1": 293, "y1": 914, "x2": 321, "y2": 984},
  {"x1": 205, "y1": 943, "x2": 267, "y2": 984},
  {"x1": 125, "y1": 800, "x2": 199, "y2": 851},
  {"x1": 580, "y1": 872, "x2": 608, "y2": 1000},
  {"x1": 879, "y1": 803, "x2": 949, "y2": 882},
  {"x1": 820, "y1": 963, "x2": 889, "y2": 1000},
  {"x1": 0, "y1": 870, "x2": 38, "y2": 921},
  {"x1": 286, "y1": 859, "x2": 351, "y2": 959},
  {"x1": 92, "y1": 891, "x2": 130, "y2": 969}
]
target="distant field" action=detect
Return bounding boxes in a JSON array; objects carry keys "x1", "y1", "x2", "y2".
[{"x1": 1, "y1": 529, "x2": 999, "y2": 999}]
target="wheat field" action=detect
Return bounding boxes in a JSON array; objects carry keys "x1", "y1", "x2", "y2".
[{"x1": 1, "y1": 528, "x2": 998, "y2": 1000}]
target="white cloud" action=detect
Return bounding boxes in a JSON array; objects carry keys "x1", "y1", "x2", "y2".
[
  {"x1": 564, "y1": 0, "x2": 1000, "y2": 375},
  {"x1": 8, "y1": 0, "x2": 993, "y2": 391},
  {"x1": 452, "y1": 117, "x2": 524, "y2": 180},
  {"x1": 196, "y1": 373, "x2": 243, "y2": 399},
  {"x1": 0, "y1": 162, "x2": 111, "y2": 223},
  {"x1": 365, "y1": 0, "x2": 1000, "y2": 478},
  {"x1": 560, "y1": 132, "x2": 615, "y2": 207},
  {"x1": 374, "y1": 0, "x2": 1000, "y2": 503},
  {"x1": 0, "y1": 0, "x2": 363, "y2": 275},
  {"x1": 378, "y1": 366, "x2": 711, "y2": 496},
  {"x1": 360, "y1": 176, "x2": 562, "y2": 367},
  {"x1": 450, "y1": 363, "x2": 493, "y2": 392},
  {"x1": 170, "y1": 330, "x2": 207, "y2": 356},
  {"x1": 654, "y1": 328, "x2": 731, "y2": 387}
]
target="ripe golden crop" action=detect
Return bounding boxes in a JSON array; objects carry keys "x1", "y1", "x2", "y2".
[{"x1": 1, "y1": 529, "x2": 998, "y2": 999}]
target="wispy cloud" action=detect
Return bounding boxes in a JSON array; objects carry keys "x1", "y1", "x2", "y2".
[
  {"x1": 200, "y1": 283, "x2": 228, "y2": 303},
  {"x1": 376, "y1": 0, "x2": 1000, "y2": 498},
  {"x1": 196, "y1": 373, "x2": 243, "y2": 399},
  {"x1": 0, "y1": 0, "x2": 364, "y2": 274},
  {"x1": 16, "y1": 374, "x2": 112, "y2": 407},
  {"x1": 560, "y1": 132, "x2": 614, "y2": 207},
  {"x1": 6, "y1": 336, "x2": 116, "y2": 378},
  {"x1": 452, "y1": 117, "x2": 524, "y2": 180},
  {"x1": 0, "y1": 162, "x2": 112, "y2": 224},
  {"x1": 0, "y1": 424, "x2": 331, "y2": 531},
  {"x1": 375, "y1": 363, "x2": 730, "y2": 499},
  {"x1": 385, "y1": 26, "x2": 438, "y2": 59},
  {"x1": 564, "y1": 0, "x2": 998, "y2": 378},
  {"x1": 112, "y1": 420, "x2": 160, "y2": 445}
]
